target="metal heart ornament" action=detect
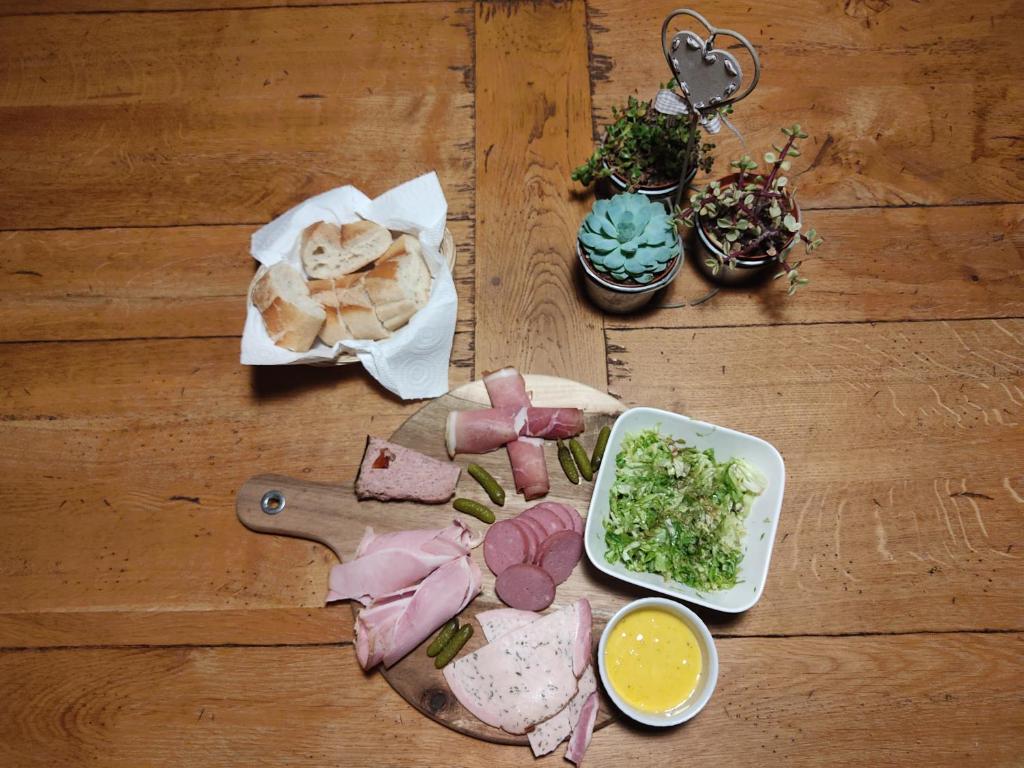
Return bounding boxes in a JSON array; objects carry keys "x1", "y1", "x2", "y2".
[{"x1": 660, "y1": 8, "x2": 760, "y2": 112}]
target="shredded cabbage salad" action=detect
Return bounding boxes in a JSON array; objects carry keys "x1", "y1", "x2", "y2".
[{"x1": 603, "y1": 427, "x2": 767, "y2": 592}]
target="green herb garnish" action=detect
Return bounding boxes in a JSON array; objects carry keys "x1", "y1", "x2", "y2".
[{"x1": 603, "y1": 427, "x2": 766, "y2": 592}]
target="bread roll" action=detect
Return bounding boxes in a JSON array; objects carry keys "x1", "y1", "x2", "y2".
[
  {"x1": 363, "y1": 235, "x2": 432, "y2": 331},
  {"x1": 339, "y1": 304, "x2": 391, "y2": 341},
  {"x1": 252, "y1": 263, "x2": 326, "y2": 352},
  {"x1": 300, "y1": 219, "x2": 392, "y2": 279}
]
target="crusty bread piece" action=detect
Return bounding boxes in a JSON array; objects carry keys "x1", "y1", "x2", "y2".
[
  {"x1": 308, "y1": 279, "x2": 352, "y2": 346},
  {"x1": 300, "y1": 219, "x2": 392, "y2": 279},
  {"x1": 252, "y1": 262, "x2": 326, "y2": 352},
  {"x1": 362, "y1": 235, "x2": 432, "y2": 331},
  {"x1": 339, "y1": 303, "x2": 390, "y2": 341}
]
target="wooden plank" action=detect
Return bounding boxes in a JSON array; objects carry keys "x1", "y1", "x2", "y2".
[
  {"x1": 0, "y1": 608, "x2": 348, "y2": 649},
  {"x1": 0, "y1": 0, "x2": 406, "y2": 14},
  {"x1": 0, "y1": 218, "x2": 475, "y2": 341},
  {"x1": 1, "y1": 321, "x2": 1021, "y2": 638},
  {"x1": 0, "y1": 3, "x2": 474, "y2": 228},
  {"x1": 586, "y1": 0, "x2": 1024, "y2": 207},
  {"x1": 607, "y1": 204, "x2": 1024, "y2": 329},
  {"x1": 0, "y1": 634, "x2": 1020, "y2": 766},
  {"x1": 607, "y1": 319, "x2": 1024, "y2": 635},
  {"x1": 474, "y1": 0, "x2": 606, "y2": 389},
  {"x1": 0, "y1": 336, "x2": 471, "y2": 619}
]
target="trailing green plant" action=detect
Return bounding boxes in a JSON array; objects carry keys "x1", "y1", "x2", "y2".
[
  {"x1": 572, "y1": 90, "x2": 717, "y2": 190},
  {"x1": 680, "y1": 124, "x2": 824, "y2": 295},
  {"x1": 579, "y1": 192, "x2": 680, "y2": 284}
]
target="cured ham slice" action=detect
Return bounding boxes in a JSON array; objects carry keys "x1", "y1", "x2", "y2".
[
  {"x1": 445, "y1": 408, "x2": 521, "y2": 457},
  {"x1": 355, "y1": 555, "x2": 481, "y2": 669},
  {"x1": 519, "y1": 407, "x2": 585, "y2": 440},
  {"x1": 326, "y1": 520, "x2": 478, "y2": 605},
  {"x1": 443, "y1": 599, "x2": 592, "y2": 734},
  {"x1": 565, "y1": 691, "x2": 599, "y2": 765},
  {"x1": 483, "y1": 367, "x2": 531, "y2": 409},
  {"x1": 505, "y1": 437, "x2": 549, "y2": 500}
]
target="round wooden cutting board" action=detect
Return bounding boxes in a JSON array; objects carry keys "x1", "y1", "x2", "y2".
[{"x1": 237, "y1": 375, "x2": 647, "y2": 745}]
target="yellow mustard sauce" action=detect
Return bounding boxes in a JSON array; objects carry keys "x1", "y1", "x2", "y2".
[{"x1": 604, "y1": 607, "x2": 703, "y2": 714}]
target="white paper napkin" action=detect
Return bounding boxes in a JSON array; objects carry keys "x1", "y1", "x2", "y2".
[{"x1": 240, "y1": 172, "x2": 458, "y2": 400}]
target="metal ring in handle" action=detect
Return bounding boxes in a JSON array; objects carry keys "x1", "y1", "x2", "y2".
[
  {"x1": 660, "y1": 8, "x2": 761, "y2": 108},
  {"x1": 260, "y1": 490, "x2": 286, "y2": 515}
]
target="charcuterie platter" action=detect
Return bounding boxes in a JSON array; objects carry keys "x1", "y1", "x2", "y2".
[{"x1": 236, "y1": 375, "x2": 646, "y2": 746}]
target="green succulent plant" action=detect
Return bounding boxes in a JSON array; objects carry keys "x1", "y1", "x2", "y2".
[{"x1": 579, "y1": 193, "x2": 680, "y2": 284}]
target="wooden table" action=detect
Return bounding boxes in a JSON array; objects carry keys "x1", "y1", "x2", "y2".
[{"x1": 1, "y1": 1, "x2": 1021, "y2": 765}]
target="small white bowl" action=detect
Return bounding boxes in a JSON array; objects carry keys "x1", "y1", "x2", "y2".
[
  {"x1": 584, "y1": 406, "x2": 785, "y2": 613},
  {"x1": 598, "y1": 597, "x2": 718, "y2": 727}
]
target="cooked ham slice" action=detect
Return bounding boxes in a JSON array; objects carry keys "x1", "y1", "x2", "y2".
[
  {"x1": 529, "y1": 666, "x2": 598, "y2": 757},
  {"x1": 518, "y1": 407, "x2": 585, "y2": 439},
  {"x1": 354, "y1": 555, "x2": 481, "y2": 669},
  {"x1": 442, "y1": 599, "x2": 591, "y2": 735},
  {"x1": 483, "y1": 367, "x2": 531, "y2": 409},
  {"x1": 505, "y1": 437, "x2": 549, "y2": 500},
  {"x1": 445, "y1": 408, "x2": 522, "y2": 456},
  {"x1": 326, "y1": 520, "x2": 478, "y2": 605},
  {"x1": 565, "y1": 691, "x2": 599, "y2": 765}
]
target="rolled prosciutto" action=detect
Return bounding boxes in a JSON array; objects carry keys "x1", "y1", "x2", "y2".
[
  {"x1": 484, "y1": 367, "x2": 531, "y2": 409},
  {"x1": 445, "y1": 408, "x2": 522, "y2": 457},
  {"x1": 506, "y1": 437, "x2": 550, "y2": 500},
  {"x1": 355, "y1": 555, "x2": 482, "y2": 669},
  {"x1": 519, "y1": 407, "x2": 584, "y2": 440},
  {"x1": 325, "y1": 520, "x2": 480, "y2": 605}
]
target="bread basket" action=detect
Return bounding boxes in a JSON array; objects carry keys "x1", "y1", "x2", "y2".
[{"x1": 247, "y1": 227, "x2": 457, "y2": 366}]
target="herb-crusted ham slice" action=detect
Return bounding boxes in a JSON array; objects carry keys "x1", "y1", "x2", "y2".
[
  {"x1": 476, "y1": 608, "x2": 540, "y2": 641},
  {"x1": 326, "y1": 520, "x2": 479, "y2": 605},
  {"x1": 354, "y1": 555, "x2": 481, "y2": 669},
  {"x1": 565, "y1": 690, "x2": 599, "y2": 765},
  {"x1": 442, "y1": 599, "x2": 592, "y2": 735},
  {"x1": 529, "y1": 666, "x2": 598, "y2": 757}
]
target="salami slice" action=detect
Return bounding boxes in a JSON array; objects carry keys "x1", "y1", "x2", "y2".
[
  {"x1": 522, "y1": 506, "x2": 566, "y2": 537},
  {"x1": 537, "y1": 530, "x2": 583, "y2": 585},
  {"x1": 494, "y1": 563, "x2": 556, "y2": 611},
  {"x1": 508, "y1": 518, "x2": 539, "y2": 564},
  {"x1": 516, "y1": 513, "x2": 549, "y2": 551},
  {"x1": 540, "y1": 502, "x2": 577, "y2": 532},
  {"x1": 483, "y1": 520, "x2": 529, "y2": 576}
]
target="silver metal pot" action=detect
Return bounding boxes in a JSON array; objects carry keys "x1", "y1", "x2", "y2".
[
  {"x1": 692, "y1": 196, "x2": 802, "y2": 286},
  {"x1": 603, "y1": 163, "x2": 697, "y2": 209},
  {"x1": 577, "y1": 236, "x2": 684, "y2": 313}
]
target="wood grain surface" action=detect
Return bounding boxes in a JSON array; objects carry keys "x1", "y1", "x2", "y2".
[
  {"x1": 0, "y1": 0, "x2": 1021, "y2": 764},
  {"x1": 474, "y1": 0, "x2": 606, "y2": 388}
]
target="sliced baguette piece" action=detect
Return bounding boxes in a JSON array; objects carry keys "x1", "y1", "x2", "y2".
[
  {"x1": 301, "y1": 219, "x2": 392, "y2": 279},
  {"x1": 252, "y1": 262, "x2": 326, "y2": 352},
  {"x1": 363, "y1": 234, "x2": 432, "y2": 331},
  {"x1": 308, "y1": 279, "x2": 353, "y2": 346},
  {"x1": 339, "y1": 303, "x2": 390, "y2": 341}
]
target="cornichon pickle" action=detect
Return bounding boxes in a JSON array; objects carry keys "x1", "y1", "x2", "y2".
[
  {"x1": 426, "y1": 619, "x2": 460, "y2": 657},
  {"x1": 453, "y1": 498, "x2": 496, "y2": 524},
  {"x1": 467, "y1": 464, "x2": 505, "y2": 507},
  {"x1": 557, "y1": 439, "x2": 579, "y2": 484},
  {"x1": 569, "y1": 438, "x2": 593, "y2": 481},
  {"x1": 434, "y1": 624, "x2": 474, "y2": 668},
  {"x1": 591, "y1": 425, "x2": 611, "y2": 472}
]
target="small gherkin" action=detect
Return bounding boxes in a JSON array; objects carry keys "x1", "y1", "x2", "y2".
[{"x1": 578, "y1": 193, "x2": 680, "y2": 284}]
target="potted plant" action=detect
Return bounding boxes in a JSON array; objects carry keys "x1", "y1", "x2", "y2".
[
  {"x1": 572, "y1": 90, "x2": 717, "y2": 206},
  {"x1": 577, "y1": 192, "x2": 683, "y2": 313},
  {"x1": 680, "y1": 124, "x2": 823, "y2": 294}
]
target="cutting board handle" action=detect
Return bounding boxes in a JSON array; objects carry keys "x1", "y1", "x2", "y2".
[{"x1": 236, "y1": 473, "x2": 361, "y2": 561}]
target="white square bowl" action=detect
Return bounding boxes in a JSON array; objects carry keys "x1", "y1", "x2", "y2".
[{"x1": 584, "y1": 407, "x2": 785, "y2": 613}]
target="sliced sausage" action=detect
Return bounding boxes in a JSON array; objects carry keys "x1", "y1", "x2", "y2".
[
  {"x1": 508, "y1": 518, "x2": 539, "y2": 564},
  {"x1": 483, "y1": 520, "x2": 529, "y2": 576},
  {"x1": 516, "y1": 513, "x2": 549, "y2": 551},
  {"x1": 494, "y1": 563, "x2": 556, "y2": 611},
  {"x1": 537, "y1": 530, "x2": 584, "y2": 585},
  {"x1": 522, "y1": 506, "x2": 566, "y2": 537},
  {"x1": 542, "y1": 502, "x2": 578, "y2": 532}
]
